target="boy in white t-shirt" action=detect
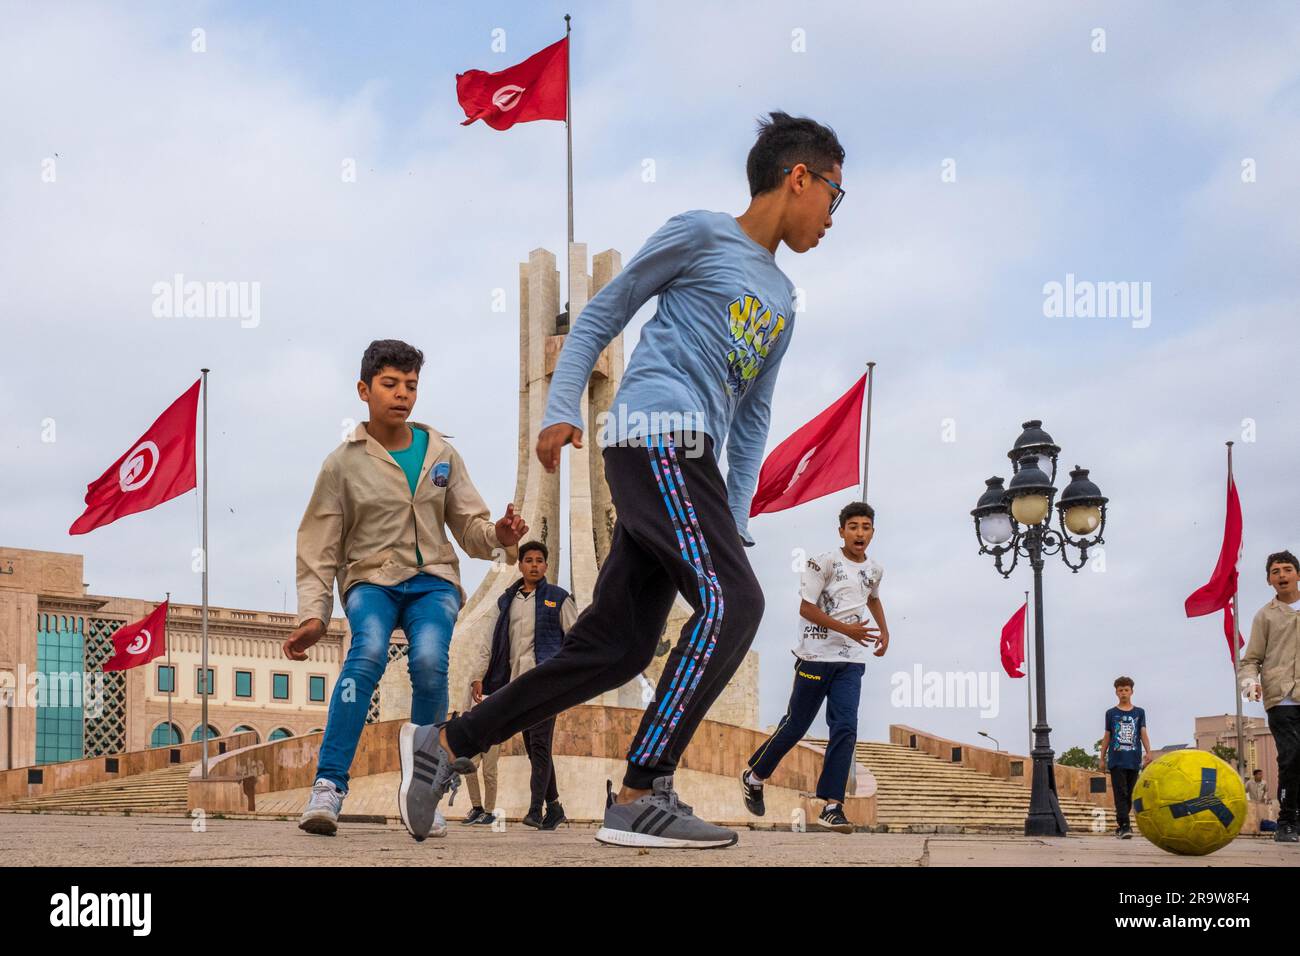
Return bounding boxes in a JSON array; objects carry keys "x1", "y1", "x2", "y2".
[{"x1": 741, "y1": 501, "x2": 889, "y2": 832}]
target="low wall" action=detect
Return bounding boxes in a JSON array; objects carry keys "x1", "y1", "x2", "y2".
[
  {"x1": 890, "y1": 724, "x2": 1111, "y2": 809},
  {"x1": 0, "y1": 732, "x2": 258, "y2": 806},
  {"x1": 888, "y1": 724, "x2": 1267, "y2": 834},
  {"x1": 189, "y1": 705, "x2": 875, "y2": 827}
]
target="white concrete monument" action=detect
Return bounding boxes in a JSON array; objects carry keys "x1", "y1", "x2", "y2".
[{"x1": 382, "y1": 243, "x2": 758, "y2": 728}]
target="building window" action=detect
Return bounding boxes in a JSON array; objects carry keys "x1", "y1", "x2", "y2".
[
  {"x1": 190, "y1": 724, "x2": 220, "y2": 742},
  {"x1": 234, "y1": 670, "x2": 253, "y2": 699},
  {"x1": 272, "y1": 672, "x2": 290, "y2": 701},
  {"x1": 150, "y1": 722, "x2": 182, "y2": 747},
  {"x1": 309, "y1": 675, "x2": 326, "y2": 703},
  {"x1": 268, "y1": 727, "x2": 293, "y2": 741},
  {"x1": 35, "y1": 614, "x2": 84, "y2": 765},
  {"x1": 157, "y1": 665, "x2": 175, "y2": 694},
  {"x1": 195, "y1": 667, "x2": 215, "y2": 696},
  {"x1": 231, "y1": 725, "x2": 260, "y2": 743}
]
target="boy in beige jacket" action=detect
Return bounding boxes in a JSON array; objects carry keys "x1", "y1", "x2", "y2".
[
  {"x1": 1241, "y1": 549, "x2": 1300, "y2": 843},
  {"x1": 284, "y1": 339, "x2": 526, "y2": 837}
]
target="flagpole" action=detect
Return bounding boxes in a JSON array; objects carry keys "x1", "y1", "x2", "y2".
[
  {"x1": 860, "y1": 361, "x2": 875, "y2": 502},
  {"x1": 565, "y1": 13, "x2": 574, "y2": 246},
  {"x1": 165, "y1": 591, "x2": 173, "y2": 747},
  {"x1": 200, "y1": 368, "x2": 210, "y2": 779},
  {"x1": 1024, "y1": 589, "x2": 1032, "y2": 756},
  {"x1": 1227, "y1": 440, "x2": 1245, "y2": 777}
]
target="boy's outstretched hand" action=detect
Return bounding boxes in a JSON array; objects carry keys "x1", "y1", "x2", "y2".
[
  {"x1": 283, "y1": 618, "x2": 326, "y2": 661},
  {"x1": 495, "y1": 503, "x2": 528, "y2": 547},
  {"x1": 536, "y1": 423, "x2": 583, "y2": 474}
]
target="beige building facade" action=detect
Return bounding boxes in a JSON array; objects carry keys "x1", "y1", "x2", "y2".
[
  {"x1": 0, "y1": 545, "x2": 351, "y2": 770},
  {"x1": 1194, "y1": 713, "x2": 1278, "y2": 800}
]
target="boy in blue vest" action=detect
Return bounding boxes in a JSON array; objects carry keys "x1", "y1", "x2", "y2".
[
  {"x1": 397, "y1": 112, "x2": 845, "y2": 848},
  {"x1": 467, "y1": 540, "x2": 577, "y2": 830}
]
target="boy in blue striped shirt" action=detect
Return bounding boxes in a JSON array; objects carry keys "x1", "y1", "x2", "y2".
[{"x1": 399, "y1": 112, "x2": 846, "y2": 848}]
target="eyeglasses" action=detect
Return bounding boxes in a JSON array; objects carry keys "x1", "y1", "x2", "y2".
[{"x1": 783, "y1": 165, "x2": 844, "y2": 215}]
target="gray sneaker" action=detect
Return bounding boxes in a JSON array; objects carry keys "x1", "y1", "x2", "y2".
[
  {"x1": 299, "y1": 778, "x2": 344, "y2": 836},
  {"x1": 398, "y1": 721, "x2": 474, "y2": 842},
  {"x1": 596, "y1": 777, "x2": 738, "y2": 849}
]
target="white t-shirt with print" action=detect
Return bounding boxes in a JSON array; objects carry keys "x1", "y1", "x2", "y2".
[{"x1": 795, "y1": 549, "x2": 883, "y2": 664}]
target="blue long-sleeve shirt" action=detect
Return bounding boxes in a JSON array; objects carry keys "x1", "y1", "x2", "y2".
[{"x1": 541, "y1": 210, "x2": 796, "y2": 544}]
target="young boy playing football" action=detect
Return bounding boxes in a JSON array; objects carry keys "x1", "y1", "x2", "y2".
[
  {"x1": 741, "y1": 501, "x2": 888, "y2": 833},
  {"x1": 287, "y1": 339, "x2": 526, "y2": 837},
  {"x1": 1242, "y1": 550, "x2": 1300, "y2": 843},
  {"x1": 396, "y1": 112, "x2": 846, "y2": 848}
]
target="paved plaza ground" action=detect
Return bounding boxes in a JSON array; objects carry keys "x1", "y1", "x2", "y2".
[{"x1": 0, "y1": 813, "x2": 1293, "y2": 866}]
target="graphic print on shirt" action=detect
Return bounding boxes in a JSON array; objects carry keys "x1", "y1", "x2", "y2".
[
  {"x1": 1113, "y1": 715, "x2": 1136, "y2": 748},
  {"x1": 726, "y1": 293, "x2": 787, "y2": 397},
  {"x1": 799, "y1": 552, "x2": 883, "y2": 663}
]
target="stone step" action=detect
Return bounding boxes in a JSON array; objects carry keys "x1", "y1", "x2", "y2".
[
  {"x1": 802, "y1": 738, "x2": 1107, "y2": 831},
  {"x1": 1, "y1": 765, "x2": 194, "y2": 814}
]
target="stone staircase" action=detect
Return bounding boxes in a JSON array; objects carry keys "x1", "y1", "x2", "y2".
[
  {"x1": 0, "y1": 738, "x2": 1109, "y2": 831},
  {"x1": 0, "y1": 764, "x2": 194, "y2": 815},
  {"x1": 848, "y1": 740, "x2": 1103, "y2": 832}
]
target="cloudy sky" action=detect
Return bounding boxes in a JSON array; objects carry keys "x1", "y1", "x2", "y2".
[{"x1": 3, "y1": 1, "x2": 1298, "y2": 758}]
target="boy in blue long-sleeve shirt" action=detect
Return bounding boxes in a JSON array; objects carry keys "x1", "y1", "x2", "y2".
[{"x1": 399, "y1": 112, "x2": 846, "y2": 848}]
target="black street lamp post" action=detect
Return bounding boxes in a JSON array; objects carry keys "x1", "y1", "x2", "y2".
[{"x1": 970, "y1": 420, "x2": 1108, "y2": 836}]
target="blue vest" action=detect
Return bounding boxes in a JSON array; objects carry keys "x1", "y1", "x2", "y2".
[{"x1": 482, "y1": 580, "x2": 570, "y2": 694}]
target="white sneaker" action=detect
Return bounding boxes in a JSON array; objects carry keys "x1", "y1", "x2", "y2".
[
  {"x1": 429, "y1": 808, "x2": 448, "y2": 838},
  {"x1": 299, "y1": 779, "x2": 345, "y2": 836}
]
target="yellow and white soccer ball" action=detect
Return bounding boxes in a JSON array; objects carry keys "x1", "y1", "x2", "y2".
[{"x1": 1132, "y1": 750, "x2": 1247, "y2": 856}]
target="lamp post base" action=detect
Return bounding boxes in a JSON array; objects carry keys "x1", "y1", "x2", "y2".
[{"x1": 1025, "y1": 743, "x2": 1068, "y2": 836}]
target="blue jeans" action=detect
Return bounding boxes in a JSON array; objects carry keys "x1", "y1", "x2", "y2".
[
  {"x1": 315, "y1": 573, "x2": 461, "y2": 792},
  {"x1": 748, "y1": 658, "x2": 864, "y2": 802}
]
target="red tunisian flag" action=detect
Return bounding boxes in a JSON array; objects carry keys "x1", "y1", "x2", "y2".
[
  {"x1": 70, "y1": 380, "x2": 200, "y2": 535},
  {"x1": 750, "y1": 373, "x2": 867, "y2": 517},
  {"x1": 456, "y1": 37, "x2": 568, "y2": 130},
  {"x1": 1184, "y1": 473, "x2": 1244, "y2": 660},
  {"x1": 1000, "y1": 601, "x2": 1027, "y2": 678},
  {"x1": 103, "y1": 600, "x2": 168, "y2": 672}
]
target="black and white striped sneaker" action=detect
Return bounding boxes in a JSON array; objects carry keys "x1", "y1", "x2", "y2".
[
  {"x1": 596, "y1": 777, "x2": 737, "y2": 849},
  {"x1": 740, "y1": 768, "x2": 766, "y2": 817},
  {"x1": 817, "y1": 802, "x2": 854, "y2": 834}
]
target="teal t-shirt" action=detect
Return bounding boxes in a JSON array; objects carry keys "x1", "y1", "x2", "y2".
[{"x1": 388, "y1": 425, "x2": 429, "y2": 565}]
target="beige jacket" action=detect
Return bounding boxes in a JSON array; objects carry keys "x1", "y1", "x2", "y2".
[
  {"x1": 296, "y1": 422, "x2": 516, "y2": 625},
  {"x1": 1240, "y1": 598, "x2": 1300, "y2": 709},
  {"x1": 466, "y1": 584, "x2": 579, "y2": 685}
]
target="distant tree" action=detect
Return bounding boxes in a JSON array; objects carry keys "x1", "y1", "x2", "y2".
[
  {"x1": 1059, "y1": 746, "x2": 1099, "y2": 770},
  {"x1": 1212, "y1": 744, "x2": 1238, "y2": 765}
]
